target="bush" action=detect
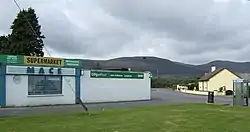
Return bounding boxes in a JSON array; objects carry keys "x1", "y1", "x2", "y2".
[
  {"x1": 151, "y1": 77, "x2": 199, "y2": 88},
  {"x1": 187, "y1": 85, "x2": 194, "y2": 90},
  {"x1": 225, "y1": 90, "x2": 233, "y2": 95},
  {"x1": 218, "y1": 87, "x2": 223, "y2": 92},
  {"x1": 151, "y1": 78, "x2": 174, "y2": 88},
  {"x1": 172, "y1": 86, "x2": 177, "y2": 91},
  {"x1": 187, "y1": 83, "x2": 198, "y2": 90}
]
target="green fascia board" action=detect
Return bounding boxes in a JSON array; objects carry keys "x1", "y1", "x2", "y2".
[{"x1": 0, "y1": 54, "x2": 82, "y2": 68}]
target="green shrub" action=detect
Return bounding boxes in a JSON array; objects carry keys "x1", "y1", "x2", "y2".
[
  {"x1": 226, "y1": 90, "x2": 233, "y2": 95},
  {"x1": 218, "y1": 87, "x2": 223, "y2": 92},
  {"x1": 151, "y1": 77, "x2": 199, "y2": 88}
]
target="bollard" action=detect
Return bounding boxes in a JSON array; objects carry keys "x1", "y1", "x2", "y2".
[
  {"x1": 207, "y1": 91, "x2": 214, "y2": 103},
  {"x1": 244, "y1": 97, "x2": 248, "y2": 106}
]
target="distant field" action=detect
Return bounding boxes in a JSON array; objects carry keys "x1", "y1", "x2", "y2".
[{"x1": 0, "y1": 104, "x2": 250, "y2": 132}]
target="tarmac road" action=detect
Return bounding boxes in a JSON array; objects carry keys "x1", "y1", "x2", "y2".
[{"x1": 0, "y1": 88, "x2": 233, "y2": 117}]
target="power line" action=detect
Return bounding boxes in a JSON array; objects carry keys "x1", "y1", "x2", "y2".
[
  {"x1": 13, "y1": 0, "x2": 51, "y2": 57},
  {"x1": 12, "y1": 0, "x2": 89, "y2": 113}
]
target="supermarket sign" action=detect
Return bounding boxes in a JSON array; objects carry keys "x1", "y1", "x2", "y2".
[{"x1": 0, "y1": 55, "x2": 81, "y2": 67}]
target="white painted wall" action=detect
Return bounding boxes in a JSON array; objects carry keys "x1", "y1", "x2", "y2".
[
  {"x1": 6, "y1": 75, "x2": 76, "y2": 107},
  {"x1": 80, "y1": 70, "x2": 151, "y2": 103}
]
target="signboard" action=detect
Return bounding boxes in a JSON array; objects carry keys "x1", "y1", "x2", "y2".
[
  {"x1": 24, "y1": 56, "x2": 64, "y2": 66},
  {"x1": 0, "y1": 54, "x2": 80, "y2": 67},
  {"x1": 90, "y1": 71, "x2": 144, "y2": 79},
  {"x1": 27, "y1": 67, "x2": 62, "y2": 75},
  {"x1": 234, "y1": 79, "x2": 244, "y2": 83},
  {"x1": 0, "y1": 55, "x2": 23, "y2": 64},
  {"x1": 64, "y1": 59, "x2": 80, "y2": 67},
  {"x1": 6, "y1": 55, "x2": 19, "y2": 64},
  {"x1": 6, "y1": 66, "x2": 75, "y2": 75}
]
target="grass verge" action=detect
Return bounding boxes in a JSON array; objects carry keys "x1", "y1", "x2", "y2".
[{"x1": 0, "y1": 103, "x2": 250, "y2": 132}]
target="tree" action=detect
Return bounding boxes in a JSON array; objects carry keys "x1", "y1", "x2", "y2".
[
  {"x1": 151, "y1": 76, "x2": 199, "y2": 88},
  {"x1": 0, "y1": 35, "x2": 10, "y2": 54},
  {"x1": 8, "y1": 7, "x2": 45, "y2": 56},
  {"x1": 95, "y1": 62, "x2": 102, "y2": 69}
]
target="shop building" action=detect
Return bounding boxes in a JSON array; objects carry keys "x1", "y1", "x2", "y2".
[
  {"x1": 0, "y1": 55, "x2": 81, "y2": 107},
  {"x1": 0, "y1": 55, "x2": 151, "y2": 107}
]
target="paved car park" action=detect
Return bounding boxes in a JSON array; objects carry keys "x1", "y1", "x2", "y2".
[{"x1": 0, "y1": 88, "x2": 233, "y2": 117}]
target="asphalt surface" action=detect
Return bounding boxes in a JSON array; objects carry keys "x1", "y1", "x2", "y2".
[{"x1": 0, "y1": 88, "x2": 233, "y2": 117}]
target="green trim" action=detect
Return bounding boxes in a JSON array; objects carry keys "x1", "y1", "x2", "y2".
[
  {"x1": 0, "y1": 64, "x2": 6, "y2": 106},
  {"x1": 0, "y1": 55, "x2": 23, "y2": 64},
  {"x1": 64, "y1": 59, "x2": 80, "y2": 67},
  {"x1": 75, "y1": 68, "x2": 81, "y2": 103}
]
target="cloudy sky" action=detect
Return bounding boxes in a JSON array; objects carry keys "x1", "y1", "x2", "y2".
[{"x1": 1, "y1": 0, "x2": 250, "y2": 64}]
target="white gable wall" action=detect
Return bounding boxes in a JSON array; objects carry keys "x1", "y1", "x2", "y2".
[{"x1": 80, "y1": 70, "x2": 151, "y2": 103}]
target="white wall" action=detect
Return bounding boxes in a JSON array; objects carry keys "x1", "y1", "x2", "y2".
[
  {"x1": 6, "y1": 75, "x2": 76, "y2": 107},
  {"x1": 80, "y1": 70, "x2": 151, "y2": 103}
]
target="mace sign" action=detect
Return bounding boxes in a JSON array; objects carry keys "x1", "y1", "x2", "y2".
[
  {"x1": 27, "y1": 67, "x2": 62, "y2": 75},
  {"x1": 6, "y1": 66, "x2": 76, "y2": 75}
]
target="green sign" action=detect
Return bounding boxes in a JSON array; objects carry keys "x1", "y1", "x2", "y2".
[
  {"x1": 0, "y1": 54, "x2": 81, "y2": 67},
  {"x1": 149, "y1": 72, "x2": 152, "y2": 78},
  {"x1": 64, "y1": 59, "x2": 80, "y2": 67},
  {"x1": 0, "y1": 55, "x2": 23, "y2": 64},
  {"x1": 6, "y1": 55, "x2": 18, "y2": 63},
  {"x1": 90, "y1": 71, "x2": 144, "y2": 79}
]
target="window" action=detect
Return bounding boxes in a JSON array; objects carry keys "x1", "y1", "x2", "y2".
[{"x1": 28, "y1": 75, "x2": 62, "y2": 95}]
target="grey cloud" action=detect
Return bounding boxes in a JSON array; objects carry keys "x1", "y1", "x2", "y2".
[
  {"x1": 96, "y1": 0, "x2": 250, "y2": 63},
  {"x1": 0, "y1": 0, "x2": 138, "y2": 58},
  {"x1": 39, "y1": 0, "x2": 141, "y2": 58},
  {"x1": 96, "y1": 0, "x2": 214, "y2": 41},
  {"x1": 1, "y1": 0, "x2": 250, "y2": 64},
  {"x1": 0, "y1": 1, "x2": 18, "y2": 34}
]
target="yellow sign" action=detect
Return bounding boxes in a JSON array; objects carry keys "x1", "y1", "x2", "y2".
[{"x1": 24, "y1": 56, "x2": 64, "y2": 66}]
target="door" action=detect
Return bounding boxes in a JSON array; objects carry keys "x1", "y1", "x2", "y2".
[{"x1": 233, "y1": 81, "x2": 244, "y2": 106}]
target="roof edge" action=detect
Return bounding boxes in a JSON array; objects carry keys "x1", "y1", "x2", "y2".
[{"x1": 199, "y1": 68, "x2": 242, "y2": 81}]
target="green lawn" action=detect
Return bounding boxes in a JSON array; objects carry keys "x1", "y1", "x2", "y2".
[{"x1": 1, "y1": 104, "x2": 250, "y2": 132}]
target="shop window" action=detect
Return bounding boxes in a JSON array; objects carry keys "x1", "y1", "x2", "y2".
[{"x1": 28, "y1": 75, "x2": 62, "y2": 95}]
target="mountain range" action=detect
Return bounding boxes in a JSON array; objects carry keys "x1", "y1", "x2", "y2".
[{"x1": 81, "y1": 56, "x2": 250, "y2": 77}]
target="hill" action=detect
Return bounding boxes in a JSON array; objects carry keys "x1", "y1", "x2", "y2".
[
  {"x1": 80, "y1": 56, "x2": 250, "y2": 77},
  {"x1": 81, "y1": 56, "x2": 204, "y2": 77},
  {"x1": 196, "y1": 60, "x2": 250, "y2": 73}
]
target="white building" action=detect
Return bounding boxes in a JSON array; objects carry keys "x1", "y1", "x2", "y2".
[
  {"x1": 0, "y1": 55, "x2": 151, "y2": 107},
  {"x1": 81, "y1": 70, "x2": 151, "y2": 103}
]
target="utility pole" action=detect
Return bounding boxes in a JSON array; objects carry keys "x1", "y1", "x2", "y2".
[{"x1": 156, "y1": 69, "x2": 159, "y2": 78}]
